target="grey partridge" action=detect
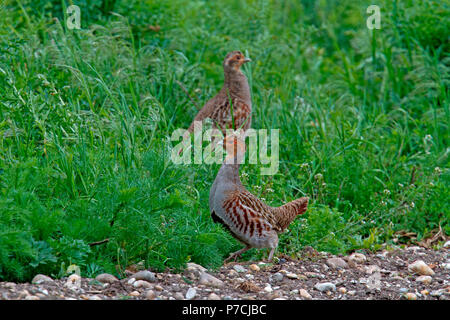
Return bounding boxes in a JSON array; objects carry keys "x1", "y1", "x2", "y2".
[
  {"x1": 186, "y1": 51, "x2": 252, "y2": 134},
  {"x1": 209, "y1": 135, "x2": 309, "y2": 263}
]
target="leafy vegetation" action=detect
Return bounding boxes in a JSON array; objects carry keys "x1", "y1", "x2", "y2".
[{"x1": 0, "y1": 0, "x2": 448, "y2": 281}]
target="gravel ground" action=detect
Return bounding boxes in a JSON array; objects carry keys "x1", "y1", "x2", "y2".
[{"x1": 1, "y1": 244, "x2": 449, "y2": 301}]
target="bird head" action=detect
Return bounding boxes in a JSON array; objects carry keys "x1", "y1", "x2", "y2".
[
  {"x1": 219, "y1": 131, "x2": 246, "y2": 164},
  {"x1": 223, "y1": 51, "x2": 251, "y2": 73}
]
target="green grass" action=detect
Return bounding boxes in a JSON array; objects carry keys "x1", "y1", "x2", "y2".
[{"x1": 0, "y1": 0, "x2": 448, "y2": 282}]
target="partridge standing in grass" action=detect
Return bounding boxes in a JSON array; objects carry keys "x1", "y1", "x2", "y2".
[
  {"x1": 209, "y1": 135, "x2": 309, "y2": 263},
  {"x1": 186, "y1": 51, "x2": 252, "y2": 135}
]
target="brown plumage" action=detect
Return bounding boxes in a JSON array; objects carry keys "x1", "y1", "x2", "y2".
[
  {"x1": 209, "y1": 136, "x2": 309, "y2": 263},
  {"x1": 186, "y1": 51, "x2": 252, "y2": 134}
]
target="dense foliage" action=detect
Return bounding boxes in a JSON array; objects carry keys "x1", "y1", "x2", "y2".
[{"x1": 0, "y1": 0, "x2": 448, "y2": 281}]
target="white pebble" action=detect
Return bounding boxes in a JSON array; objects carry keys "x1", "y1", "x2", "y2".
[
  {"x1": 408, "y1": 260, "x2": 435, "y2": 276},
  {"x1": 314, "y1": 282, "x2": 336, "y2": 292},
  {"x1": 416, "y1": 275, "x2": 432, "y2": 285},
  {"x1": 233, "y1": 265, "x2": 246, "y2": 273},
  {"x1": 186, "y1": 287, "x2": 197, "y2": 300},
  {"x1": 264, "y1": 285, "x2": 273, "y2": 293}
]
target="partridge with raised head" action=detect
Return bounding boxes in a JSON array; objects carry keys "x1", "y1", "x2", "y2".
[
  {"x1": 209, "y1": 135, "x2": 309, "y2": 263},
  {"x1": 186, "y1": 51, "x2": 252, "y2": 134}
]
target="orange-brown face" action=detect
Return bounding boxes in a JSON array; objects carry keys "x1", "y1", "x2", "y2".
[
  {"x1": 222, "y1": 134, "x2": 246, "y2": 162},
  {"x1": 224, "y1": 51, "x2": 251, "y2": 70}
]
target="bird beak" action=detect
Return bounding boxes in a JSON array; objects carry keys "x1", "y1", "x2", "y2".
[{"x1": 243, "y1": 57, "x2": 252, "y2": 63}]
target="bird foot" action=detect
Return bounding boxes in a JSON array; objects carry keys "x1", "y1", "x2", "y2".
[
  {"x1": 223, "y1": 253, "x2": 241, "y2": 264},
  {"x1": 223, "y1": 246, "x2": 250, "y2": 265}
]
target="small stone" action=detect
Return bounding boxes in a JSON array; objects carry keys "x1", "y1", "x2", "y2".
[
  {"x1": 134, "y1": 280, "x2": 153, "y2": 289},
  {"x1": 95, "y1": 273, "x2": 118, "y2": 284},
  {"x1": 4, "y1": 282, "x2": 16, "y2": 289},
  {"x1": 272, "y1": 272, "x2": 284, "y2": 282},
  {"x1": 305, "y1": 272, "x2": 323, "y2": 278},
  {"x1": 207, "y1": 293, "x2": 221, "y2": 300},
  {"x1": 286, "y1": 273, "x2": 299, "y2": 279},
  {"x1": 404, "y1": 293, "x2": 417, "y2": 300},
  {"x1": 65, "y1": 274, "x2": 81, "y2": 289},
  {"x1": 127, "y1": 278, "x2": 136, "y2": 285},
  {"x1": 186, "y1": 287, "x2": 197, "y2": 300},
  {"x1": 264, "y1": 284, "x2": 273, "y2": 293},
  {"x1": 184, "y1": 263, "x2": 206, "y2": 281},
  {"x1": 297, "y1": 274, "x2": 308, "y2": 281},
  {"x1": 399, "y1": 288, "x2": 408, "y2": 293},
  {"x1": 39, "y1": 289, "x2": 49, "y2": 296},
  {"x1": 290, "y1": 289, "x2": 299, "y2": 295},
  {"x1": 133, "y1": 270, "x2": 157, "y2": 283},
  {"x1": 299, "y1": 289, "x2": 312, "y2": 299},
  {"x1": 154, "y1": 285, "x2": 163, "y2": 291},
  {"x1": 366, "y1": 272, "x2": 382, "y2": 290},
  {"x1": 421, "y1": 290, "x2": 429, "y2": 295},
  {"x1": 233, "y1": 265, "x2": 246, "y2": 273},
  {"x1": 408, "y1": 260, "x2": 435, "y2": 276},
  {"x1": 25, "y1": 295, "x2": 40, "y2": 300},
  {"x1": 31, "y1": 274, "x2": 54, "y2": 284},
  {"x1": 174, "y1": 292, "x2": 184, "y2": 300},
  {"x1": 186, "y1": 262, "x2": 207, "y2": 273},
  {"x1": 326, "y1": 257, "x2": 348, "y2": 269},
  {"x1": 89, "y1": 295, "x2": 102, "y2": 300},
  {"x1": 249, "y1": 264, "x2": 260, "y2": 272},
  {"x1": 145, "y1": 290, "x2": 156, "y2": 300},
  {"x1": 129, "y1": 291, "x2": 140, "y2": 297},
  {"x1": 348, "y1": 253, "x2": 366, "y2": 265},
  {"x1": 442, "y1": 240, "x2": 450, "y2": 248},
  {"x1": 268, "y1": 291, "x2": 282, "y2": 300},
  {"x1": 416, "y1": 275, "x2": 432, "y2": 285},
  {"x1": 441, "y1": 263, "x2": 450, "y2": 270},
  {"x1": 430, "y1": 289, "x2": 444, "y2": 297},
  {"x1": 228, "y1": 270, "x2": 238, "y2": 277},
  {"x1": 348, "y1": 290, "x2": 356, "y2": 296},
  {"x1": 199, "y1": 272, "x2": 224, "y2": 288},
  {"x1": 365, "y1": 265, "x2": 381, "y2": 275},
  {"x1": 338, "y1": 287, "x2": 347, "y2": 294},
  {"x1": 314, "y1": 282, "x2": 336, "y2": 292},
  {"x1": 406, "y1": 246, "x2": 423, "y2": 252}
]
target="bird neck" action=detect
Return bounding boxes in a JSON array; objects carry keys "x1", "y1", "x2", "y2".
[
  {"x1": 218, "y1": 154, "x2": 243, "y2": 187},
  {"x1": 224, "y1": 69, "x2": 250, "y2": 101}
]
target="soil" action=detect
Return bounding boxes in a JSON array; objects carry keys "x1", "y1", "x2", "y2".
[{"x1": 1, "y1": 245, "x2": 449, "y2": 300}]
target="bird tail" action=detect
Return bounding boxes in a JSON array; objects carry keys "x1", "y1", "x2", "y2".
[{"x1": 272, "y1": 197, "x2": 309, "y2": 231}]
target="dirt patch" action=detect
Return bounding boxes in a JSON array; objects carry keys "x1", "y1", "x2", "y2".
[{"x1": 1, "y1": 245, "x2": 449, "y2": 300}]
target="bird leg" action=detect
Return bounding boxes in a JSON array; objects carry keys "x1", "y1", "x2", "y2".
[
  {"x1": 224, "y1": 246, "x2": 250, "y2": 264},
  {"x1": 267, "y1": 247, "x2": 276, "y2": 262}
]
